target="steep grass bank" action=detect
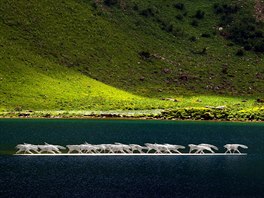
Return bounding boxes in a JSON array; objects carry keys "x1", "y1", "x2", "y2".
[
  {"x1": 0, "y1": 0, "x2": 263, "y2": 118},
  {"x1": 1, "y1": 0, "x2": 263, "y2": 96}
]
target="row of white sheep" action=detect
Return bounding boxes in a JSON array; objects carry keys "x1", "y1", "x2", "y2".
[{"x1": 15, "y1": 143, "x2": 248, "y2": 154}]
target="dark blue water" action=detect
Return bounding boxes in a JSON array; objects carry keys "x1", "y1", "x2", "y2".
[{"x1": 0, "y1": 119, "x2": 264, "y2": 197}]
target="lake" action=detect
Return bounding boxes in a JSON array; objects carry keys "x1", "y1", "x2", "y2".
[{"x1": 0, "y1": 119, "x2": 264, "y2": 197}]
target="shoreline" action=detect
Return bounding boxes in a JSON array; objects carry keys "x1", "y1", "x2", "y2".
[
  {"x1": 0, "y1": 111, "x2": 263, "y2": 122},
  {"x1": 1, "y1": 106, "x2": 264, "y2": 122}
]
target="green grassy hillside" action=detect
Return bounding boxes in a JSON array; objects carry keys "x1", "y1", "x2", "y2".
[{"x1": 0, "y1": 0, "x2": 263, "y2": 118}]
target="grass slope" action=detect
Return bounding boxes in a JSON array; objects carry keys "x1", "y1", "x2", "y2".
[
  {"x1": 0, "y1": 0, "x2": 263, "y2": 119},
  {"x1": 0, "y1": 37, "x2": 179, "y2": 111}
]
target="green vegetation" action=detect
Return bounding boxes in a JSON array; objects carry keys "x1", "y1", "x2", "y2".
[
  {"x1": 213, "y1": 2, "x2": 264, "y2": 52},
  {"x1": 0, "y1": 0, "x2": 263, "y2": 120},
  {"x1": 161, "y1": 106, "x2": 264, "y2": 121}
]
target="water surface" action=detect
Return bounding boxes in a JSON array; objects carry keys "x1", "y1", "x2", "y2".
[{"x1": 0, "y1": 119, "x2": 263, "y2": 197}]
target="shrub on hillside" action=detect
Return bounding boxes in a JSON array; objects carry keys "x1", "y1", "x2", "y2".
[
  {"x1": 103, "y1": 0, "x2": 118, "y2": 6},
  {"x1": 191, "y1": 19, "x2": 198, "y2": 27},
  {"x1": 165, "y1": 23, "x2": 173, "y2": 33},
  {"x1": 189, "y1": 36, "x2": 197, "y2": 42},
  {"x1": 160, "y1": 107, "x2": 264, "y2": 121},
  {"x1": 139, "y1": 51, "x2": 152, "y2": 60},
  {"x1": 254, "y1": 39, "x2": 264, "y2": 52},
  {"x1": 91, "y1": 2, "x2": 98, "y2": 9},
  {"x1": 194, "y1": 10, "x2": 205, "y2": 19},
  {"x1": 213, "y1": 3, "x2": 239, "y2": 15},
  {"x1": 213, "y1": 4, "x2": 223, "y2": 14},
  {"x1": 140, "y1": 8, "x2": 155, "y2": 17},
  {"x1": 164, "y1": 22, "x2": 184, "y2": 36},
  {"x1": 235, "y1": 49, "x2": 244, "y2": 56},
  {"x1": 176, "y1": 14, "x2": 184, "y2": 21},
  {"x1": 219, "y1": 15, "x2": 234, "y2": 26},
  {"x1": 201, "y1": 33, "x2": 211, "y2": 38},
  {"x1": 174, "y1": 3, "x2": 185, "y2": 10},
  {"x1": 14, "y1": 106, "x2": 22, "y2": 112},
  {"x1": 213, "y1": 3, "x2": 264, "y2": 53},
  {"x1": 133, "y1": 4, "x2": 139, "y2": 11},
  {"x1": 172, "y1": 26, "x2": 184, "y2": 37},
  {"x1": 228, "y1": 17, "x2": 264, "y2": 52},
  {"x1": 227, "y1": 42, "x2": 234, "y2": 47},
  {"x1": 244, "y1": 44, "x2": 252, "y2": 51}
]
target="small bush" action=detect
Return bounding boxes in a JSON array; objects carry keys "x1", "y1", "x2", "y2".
[
  {"x1": 165, "y1": 23, "x2": 173, "y2": 33},
  {"x1": 172, "y1": 26, "x2": 184, "y2": 37},
  {"x1": 220, "y1": 15, "x2": 234, "y2": 25},
  {"x1": 255, "y1": 30, "x2": 263, "y2": 38},
  {"x1": 103, "y1": 0, "x2": 118, "y2": 6},
  {"x1": 213, "y1": 3, "x2": 223, "y2": 14},
  {"x1": 139, "y1": 51, "x2": 151, "y2": 60},
  {"x1": 200, "y1": 47, "x2": 207, "y2": 55},
  {"x1": 213, "y1": 3, "x2": 239, "y2": 15},
  {"x1": 213, "y1": 3, "x2": 263, "y2": 53},
  {"x1": 195, "y1": 10, "x2": 205, "y2": 19},
  {"x1": 244, "y1": 45, "x2": 252, "y2": 51},
  {"x1": 228, "y1": 17, "x2": 262, "y2": 45},
  {"x1": 236, "y1": 49, "x2": 244, "y2": 56},
  {"x1": 201, "y1": 33, "x2": 211, "y2": 38},
  {"x1": 140, "y1": 8, "x2": 154, "y2": 17},
  {"x1": 254, "y1": 40, "x2": 264, "y2": 52},
  {"x1": 222, "y1": 65, "x2": 228, "y2": 74},
  {"x1": 223, "y1": 4, "x2": 239, "y2": 14},
  {"x1": 227, "y1": 42, "x2": 234, "y2": 46},
  {"x1": 91, "y1": 2, "x2": 97, "y2": 9},
  {"x1": 164, "y1": 22, "x2": 184, "y2": 36},
  {"x1": 190, "y1": 36, "x2": 197, "y2": 42},
  {"x1": 174, "y1": 3, "x2": 185, "y2": 10},
  {"x1": 191, "y1": 19, "x2": 198, "y2": 27},
  {"x1": 176, "y1": 14, "x2": 184, "y2": 21},
  {"x1": 133, "y1": 4, "x2": 139, "y2": 11},
  {"x1": 14, "y1": 106, "x2": 22, "y2": 112}
]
